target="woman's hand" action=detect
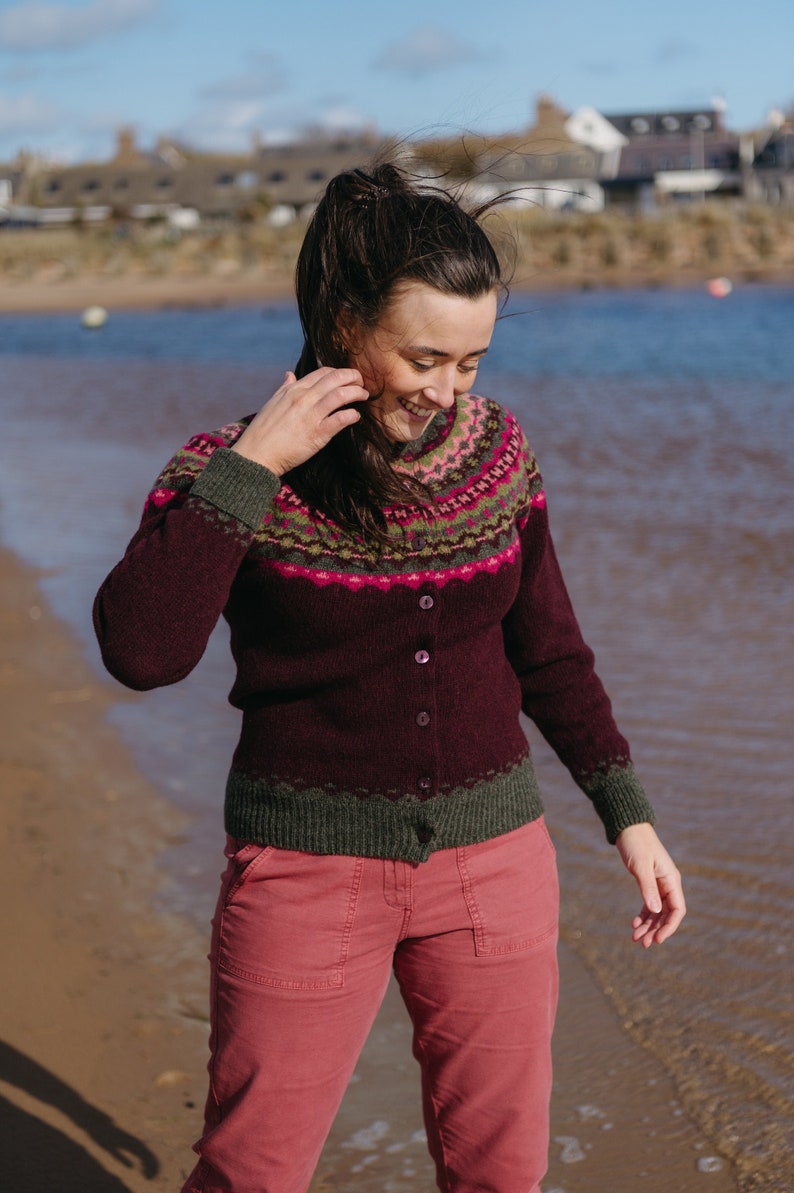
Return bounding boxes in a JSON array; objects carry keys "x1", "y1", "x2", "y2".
[
  {"x1": 231, "y1": 368, "x2": 369, "y2": 476},
  {"x1": 615, "y1": 822, "x2": 686, "y2": 948}
]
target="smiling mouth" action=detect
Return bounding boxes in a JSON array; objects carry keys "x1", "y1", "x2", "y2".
[{"x1": 398, "y1": 396, "x2": 435, "y2": 419}]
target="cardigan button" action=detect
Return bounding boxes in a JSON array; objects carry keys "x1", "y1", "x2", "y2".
[
  {"x1": 417, "y1": 777, "x2": 432, "y2": 791},
  {"x1": 415, "y1": 711, "x2": 430, "y2": 727},
  {"x1": 419, "y1": 594, "x2": 434, "y2": 610},
  {"x1": 417, "y1": 828, "x2": 433, "y2": 843},
  {"x1": 413, "y1": 536, "x2": 427, "y2": 550},
  {"x1": 415, "y1": 649, "x2": 430, "y2": 664}
]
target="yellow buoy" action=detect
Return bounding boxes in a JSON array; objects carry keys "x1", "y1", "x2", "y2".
[{"x1": 81, "y1": 305, "x2": 108, "y2": 329}]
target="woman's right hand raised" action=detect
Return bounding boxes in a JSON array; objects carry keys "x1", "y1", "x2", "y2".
[{"x1": 230, "y1": 367, "x2": 368, "y2": 476}]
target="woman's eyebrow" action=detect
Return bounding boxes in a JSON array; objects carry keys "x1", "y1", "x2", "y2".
[{"x1": 405, "y1": 344, "x2": 490, "y2": 357}]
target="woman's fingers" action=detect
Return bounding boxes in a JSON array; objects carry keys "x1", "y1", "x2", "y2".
[
  {"x1": 616, "y1": 822, "x2": 686, "y2": 949},
  {"x1": 231, "y1": 367, "x2": 368, "y2": 475}
]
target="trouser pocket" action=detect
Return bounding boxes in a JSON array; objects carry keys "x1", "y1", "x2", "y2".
[{"x1": 216, "y1": 842, "x2": 365, "y2": 989}]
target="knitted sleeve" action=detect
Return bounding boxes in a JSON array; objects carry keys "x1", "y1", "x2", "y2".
[
  {"x1": 501, "y1": 427, "x2": 655, "y2": 843},
  {"x1": 93, "y1": 425, "x2": 279, "y2": 691}
]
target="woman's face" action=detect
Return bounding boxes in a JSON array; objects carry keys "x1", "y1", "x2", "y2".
[{"x1": 346, "y1": 281, "x2": 498, "y2": 443}]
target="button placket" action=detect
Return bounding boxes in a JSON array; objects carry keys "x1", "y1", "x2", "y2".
[{"x1": 413, "y1": 589, "x2": 437, "y2": 797}]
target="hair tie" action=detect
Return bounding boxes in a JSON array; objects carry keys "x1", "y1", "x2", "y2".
[{"x1": 352, "y1": 168, "x2": 390, "y2": 203}]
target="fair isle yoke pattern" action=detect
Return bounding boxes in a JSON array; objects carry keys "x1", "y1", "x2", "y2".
[{"x1": 153, "y1": 394, "x2": 544, "y2": 585}]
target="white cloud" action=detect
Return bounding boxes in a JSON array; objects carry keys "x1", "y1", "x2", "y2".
[
  {"x1": 181, "y1": 99, "x2": 268, "y2": 153},
  {"x1": 315, "y1": 104, "x2": 371, "y2": 133},
  {"x1": 200, "y1": 52, "x2": 288, "y2": 103},
  {"x1": 374, "y1": 25, "x2": 490, "y2": 77},
  {"x1": 0, "y1": 0, "x2": 160, "y2": 52},
  {"x1": 0, "y1": 91, "x2": 61, "y2": 134}
]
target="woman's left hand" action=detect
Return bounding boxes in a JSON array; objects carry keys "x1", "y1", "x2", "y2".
[{"x1": 615, "y1": 823, "x2": 686, "y2": 948}]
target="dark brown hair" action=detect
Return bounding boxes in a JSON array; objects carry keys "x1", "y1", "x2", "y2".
[{"x1": 286, "y1": 161, "x2": 505, "y2": 542}]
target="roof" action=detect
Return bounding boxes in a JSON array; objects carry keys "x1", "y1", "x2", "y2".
[{"x1": 604, "y1": 109, "x2": 728, "y2": 138}]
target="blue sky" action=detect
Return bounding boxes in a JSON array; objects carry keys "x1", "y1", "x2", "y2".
[{"x1": 0, "y1": 0, "x2": 792, "y2": 163}]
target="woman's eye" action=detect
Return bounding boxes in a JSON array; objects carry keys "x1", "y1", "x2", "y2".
[
  {"x1": 411, "y1": 361, "x2": 434, "y2": 372},
  {"x1": 459, "y1": 363, "x2": 479, "y2": 374}
]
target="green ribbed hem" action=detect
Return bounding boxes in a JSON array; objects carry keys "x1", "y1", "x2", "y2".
[
  {"x1": 581, "y1": 763, "x2": 656, "y2": 844},
  {"x1": 224, "y1": 759, "x2": 545, "y2": 863},
  {"x1": 191, "y1": 447, "x2": 280, "y2": 531}
]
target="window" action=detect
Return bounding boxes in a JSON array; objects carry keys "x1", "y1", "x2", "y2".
[
  {"x1": 44, "y1": 179, "x2": 61, "y2": 194},
  {"x1": 113, "y1": 177, "x2": 129, "y2": 190},
  {"x1": 631, "y1": 117, "x2": 651, "y2": 134},
  {"x1": 215, "y1": 173, "x2": 234, "y2": 186},
  {"x1": 306, "y1": 169, "x2": 326, "y2": 182},
  {"x1": 267, "y1": 170, "x2": 286, "y2": 183},
  {"x1": 661, "y1": 116, "x2": 680, "y2": 132},
  {"x1": 83, "y1": 178, "x2": 101, "y2": 192},
  {"x1": 692, "y1": 114, "x2": 712, "y2": 131},
  {"x1": 236, "y1": 171, "x2": 258, "y2": 189},
  {"x1": 156, "y1": 176, "x2": 173, "y2": 189},
  {"x1": 659, "y1": 156, "x2": 673, "y2": 171},
  {"x1": 680, "y1": 155, "x2": 693, "y2": 169}
]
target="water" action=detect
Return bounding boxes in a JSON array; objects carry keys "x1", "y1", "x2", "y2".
[{"x1": 1, "y1": 286, "x2": 792, "y2": 1191}]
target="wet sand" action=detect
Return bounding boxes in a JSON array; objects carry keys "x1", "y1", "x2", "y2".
[
  {"x1": 3, "y1": 260, "x2": 794, "y2": 316},
  {"x1": 1, "y1": 544, "x2": 740, "y2": 1191},
  {"x1": 0, "y1": 272, "x2": 293, "y2": 315}
]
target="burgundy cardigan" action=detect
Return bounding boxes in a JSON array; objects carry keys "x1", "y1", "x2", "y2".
[{"x1": 93, "y1": 393, "x2": 654, "y2": 861}]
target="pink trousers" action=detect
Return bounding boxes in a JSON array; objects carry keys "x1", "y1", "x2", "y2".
[{"x1": 181, "y1": 819, "x2": 559, "y2": 1193}]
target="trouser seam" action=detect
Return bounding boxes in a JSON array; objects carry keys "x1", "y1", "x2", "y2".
[{"x1": 412, "y1": 1028, "x2": 453, "y2": 1193}]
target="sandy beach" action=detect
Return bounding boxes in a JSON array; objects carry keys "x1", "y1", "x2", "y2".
[
  {"x1": 0, "y1": 272, "x2": 294, "y2": 315},
  {"x1": 1, "y1": 259, "x2": 793, "y2": 317},
  {"x1": 0, "y1": 541, "x2": 741, "y2": 1192}
]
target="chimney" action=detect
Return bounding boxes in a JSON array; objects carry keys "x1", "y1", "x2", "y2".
[{"x1": 114, "y1": 126, "x2": 137, "y2": 164}]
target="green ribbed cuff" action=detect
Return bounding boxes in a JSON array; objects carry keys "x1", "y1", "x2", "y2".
[
  {"x1": 582, "y1": 763, "x2": 656, "y2": 844},
  {"x1": 191, "y1": 447, "x2": 280, "y2": 531}
]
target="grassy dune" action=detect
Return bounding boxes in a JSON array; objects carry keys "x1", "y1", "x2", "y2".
[{"x1": 2, "y1": 204, "x2": 793, "y2": 300}]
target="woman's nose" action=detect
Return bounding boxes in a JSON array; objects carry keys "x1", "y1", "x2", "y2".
[{"x1": 422, "y1": 373, "x2": 457, "y2": 408}]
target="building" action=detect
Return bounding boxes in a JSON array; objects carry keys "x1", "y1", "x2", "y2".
[
  {"x1": 598, "y1": 107, "x2": 741, "y2": 208},
  {"x1": 744, "y1": 111, "x2": 794, "y2": 205},
  {"x1": 1, "y1": 128, "x2": 386, "y2": 227},
  {"x1": 462, "y1": 95, "x2": 607, "y2": 212}
]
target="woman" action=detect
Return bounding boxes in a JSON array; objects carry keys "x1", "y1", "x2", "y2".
[{"x1": 94, "y1": 163, "x2": 685, "y2": 1193}]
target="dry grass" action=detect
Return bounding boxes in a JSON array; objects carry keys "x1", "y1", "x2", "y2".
[{"x1": 2, "y1": 204, "x2": 794, "y2": 292}]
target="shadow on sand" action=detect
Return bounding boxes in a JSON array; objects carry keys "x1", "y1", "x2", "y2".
[{"x1": 0, "y1": 1039, "x2": 159, "y2": 1191}]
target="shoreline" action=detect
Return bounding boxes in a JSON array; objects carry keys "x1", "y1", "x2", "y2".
[
  {"x1": 0, "y1": 543, "x2": 739, "y2": 1191},
  {"x1": 1, "y1": 263, "x2": 793, "y2": 315}
]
